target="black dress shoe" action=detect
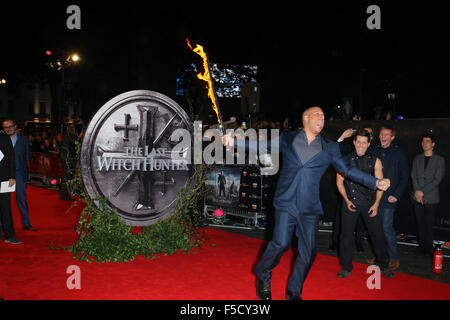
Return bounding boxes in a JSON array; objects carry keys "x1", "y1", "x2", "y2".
[
  {"x1": 23, "y1": 225, "x2": 38, "y2": 231},
  {"x1": 381, "y1": 267, "x2": 394, "y2": 278},
  {"x1": 337, "y1": 268, "x2": 352, "y2": 278},
  {"x1": 255, "y1": 279, "x2": 272, "y2": 300},
  {"x1": 285, "y1": 290, "x2": 302, "y2": 300},
  {"x1": 4, "y1": 237, "x2": 22, "y2": 244}
]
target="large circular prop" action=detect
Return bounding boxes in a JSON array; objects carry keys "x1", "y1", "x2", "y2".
[{"x1": 81, "y1": 90, "x2": 193, "y2": 226}]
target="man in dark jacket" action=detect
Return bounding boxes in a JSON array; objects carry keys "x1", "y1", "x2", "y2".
[
  {"x1": 411, "y1": 132, "x2": 445, "y2": 256},
  {"x1": 371, "y1": 125, "x2": 408, "y2": 270},
  {"x1": 0, "y1": 130, "x2": 21, "y2": 244},
  {"x1": 217, "y1": 170, "x2": 227, "y2": 198},
  {"x1": 2, "y1": 119, "x2": 37, "y2": 231}
]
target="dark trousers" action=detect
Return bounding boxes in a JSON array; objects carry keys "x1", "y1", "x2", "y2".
[
  {"x1": 331, "y1": 198, "x2": 342, "y2": 245},
  {"x1": 332, "y1": 198, "x2": 366, "y2": 248},
  {"x1": 0, "y1": 192, "x2": 16, "y2": 239},
  {"x1": 218, "y1": 185, "x2": 226, "y2": 197},
  {"x1": 339, "y1": 203, "x2": 388, "y2": 271},
  {"x1": 59, "y1": 159, "x2": 73, "y2": 200},
  {"x1": 15, "y1": 176, "x2": 31, "y2": 227},
  {"x1": 413, "y1": 201, "x2": 437, "y2": 254},
  {"x1": 254, "y1": 209, "x2": 319, "y2": 295},
  {"x1": 59, "y1": 183, "x2": 71, "y2": 200}
]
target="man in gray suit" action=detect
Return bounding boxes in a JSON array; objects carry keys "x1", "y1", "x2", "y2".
[{"x1": 411, "y1": 132, "x2": 445, "y2": 256}]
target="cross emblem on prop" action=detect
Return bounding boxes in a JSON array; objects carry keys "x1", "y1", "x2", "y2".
[
  {"x1": 114, "y1": 113, "x2": 138, "y2": 141},
  {"x1": 99, "y1": 105, "x2": 184, "y2": 211},
  {"x1": 135, "y1": 105, "x2": 158, "y2": 210}
]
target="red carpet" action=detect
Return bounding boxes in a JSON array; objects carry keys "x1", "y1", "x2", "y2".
[{"x1": 1, "y1": 185, "x2": 450, "y2": 300}]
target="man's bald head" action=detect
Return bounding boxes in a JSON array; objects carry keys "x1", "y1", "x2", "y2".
[
  {"x1": 302, "y1": 106, "x2": 323, "y2": 123},
  {"x1": 302, "y1": 106, "x2": 325, "y2": 136}
]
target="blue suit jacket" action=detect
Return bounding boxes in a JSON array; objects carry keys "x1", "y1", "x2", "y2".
[
  {"x1": 273, "y1": 131, "x2": 378, "y2": 215},
  {"x1": 373, "y1": 144, "x2": 408, "y2": 209},
  {"x1": 13, "y1": 134, "x2": 31, "y2": 182}
]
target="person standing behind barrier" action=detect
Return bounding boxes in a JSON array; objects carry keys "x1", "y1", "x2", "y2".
[
  {"x1": 371, "y1": 125, "x2": 408, "y2": 270},
  {"x1": 53, "y1": 133, "x2": 63, "y2": 153},
  {"x1": 2, "y1": 119, "x2": 37, "y2": 231},
  {"x1": 411, "y1": 132, "x2": 445, "y2": 257},
  {"x1": 31, "y1": 133, "x2": 41, "y2": 152},
  {"x1": 59, "y1": 126, "x2": 78, "y2": 200}
]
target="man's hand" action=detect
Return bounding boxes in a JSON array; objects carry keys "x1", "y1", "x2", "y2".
[
  {"x1": 338, "y1": 128, "x2": 354, "y2": 141},
  {"x1": 388, "y1": 195, "x2": 398, "y2": 203},
  {"x1": 368, "y1": 204, "x2": 378, "y2": 218},
  {"x1": 414, "y1": 190, "x2": 424, "y2": 204},
  {"x1": 346, "y1": 200, "x2": 357, "y2": 212},
  {"x1": 376, "y1": 178, "x2": 390, "y2": 191},
  {"x1": 222, "y1": 133, "x2": 234, "y2": 149},
  {"x1": 8, "y1": 179, "x2": 16, "y2": 187}
]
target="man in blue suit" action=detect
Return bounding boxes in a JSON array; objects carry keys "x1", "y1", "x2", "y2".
[
  {"x1": 224, "y1": 106, "x2": 390, "y2": 300},
  {"x1": 2, "y1": 119, "x2": 37, "y2": 231}
]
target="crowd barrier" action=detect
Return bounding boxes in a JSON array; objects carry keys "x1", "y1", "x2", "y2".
[{"x1": 29, "y1": 152, "x2": 62, "y2": 185}]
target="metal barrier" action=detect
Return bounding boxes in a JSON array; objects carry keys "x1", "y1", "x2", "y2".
[{"x1": 29, "y1": 152, "x2": 62, "y2": 185}]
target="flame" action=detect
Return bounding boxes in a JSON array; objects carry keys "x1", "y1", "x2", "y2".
[{"x1": 186, "y1": 38, "x2": 221, "y2": 123}]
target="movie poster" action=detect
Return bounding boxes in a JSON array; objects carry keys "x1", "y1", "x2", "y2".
[{"x1": 205, "y1": 166, "x2": 241, "y2": 208}]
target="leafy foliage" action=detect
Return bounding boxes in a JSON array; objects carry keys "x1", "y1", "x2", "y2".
[{"x1": 54, "y1": 142, "x2": 210, "y2": 263}]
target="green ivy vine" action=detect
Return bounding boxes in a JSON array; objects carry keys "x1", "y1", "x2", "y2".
[{"x1": 52, "y1": 141, "x2": 211, "y2": 263}]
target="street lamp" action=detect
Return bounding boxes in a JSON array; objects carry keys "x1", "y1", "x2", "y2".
[
  {"x1": 71, "y1": 54, "x2": 80, "y2": 62},
  {"x1": 47, "y1": 53, "x2": 81, "y2": 70},
  {"x1": 46, "y1": 52, "x2": 81, "y2": 127}
]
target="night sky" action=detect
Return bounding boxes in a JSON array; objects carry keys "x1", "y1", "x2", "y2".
[{"x1": 1, "y1": 1, "x2": 449, "y2": 121}]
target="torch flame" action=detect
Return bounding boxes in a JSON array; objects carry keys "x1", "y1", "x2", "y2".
[{"x1": 186, "y1": 38, "x2": 221, "y2": 123}]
